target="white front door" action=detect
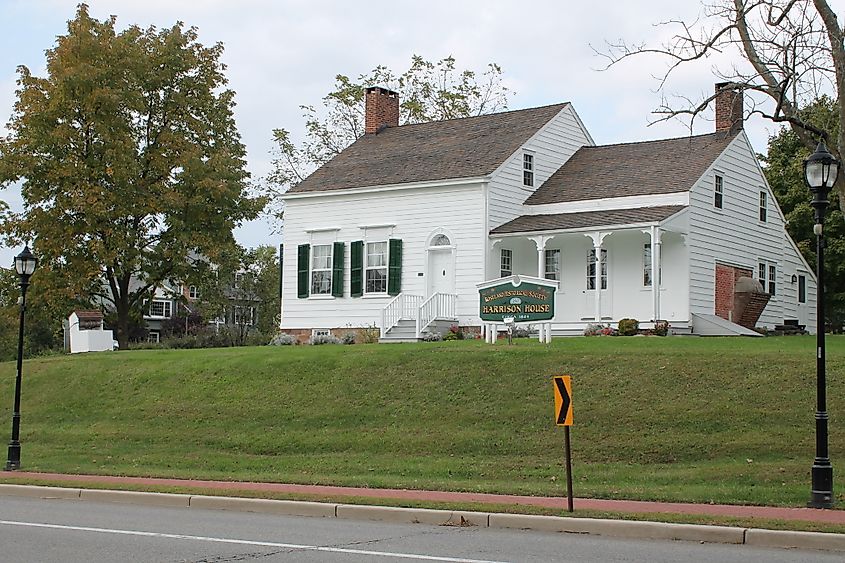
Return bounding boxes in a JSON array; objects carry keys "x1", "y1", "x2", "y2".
[{"x1": 428, "y1": 249, "x2": 454, "y2": 296}]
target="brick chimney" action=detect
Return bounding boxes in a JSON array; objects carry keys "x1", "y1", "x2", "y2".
[
  {"x1": 714, "y1": 82, "x2": 743, "y2": 133},
  {"x1": 365, "y1": 86, "x2": 399, "y2": 134}
]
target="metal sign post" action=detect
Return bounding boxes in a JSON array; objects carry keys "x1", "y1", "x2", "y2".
[{"x1": 553, "y1": 375, "x2": 574, "y2": 512}]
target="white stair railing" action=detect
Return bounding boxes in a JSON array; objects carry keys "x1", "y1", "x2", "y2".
[
  {"x1": 380, "y1": 294, "x2": 422, "y2": 338},
  {"x1": 416, "y1": 293, "x2": 458, "y2": 336}
]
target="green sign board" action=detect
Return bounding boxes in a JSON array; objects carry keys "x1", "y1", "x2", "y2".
[{"x1": 479, "y1": 279, "x2": 556, "y2": 322}]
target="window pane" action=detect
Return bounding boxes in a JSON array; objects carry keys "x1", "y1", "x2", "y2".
[
  {"x1": 769, "y1": 265, "x2": 776, "y2": 295},
  {"x1": 544, "y1": 249, "x2": 560, "y2": 280},
  {"x1": 431, "y1": 234, "x2": 450, "y2": 246},
  {"x1": 366, "y1": 268, "x2": 387, "y2": 293},
  {"x1": 500, "y1": 249, "x2": 512, "y2": 277},
  {"x1": 311, "y1": 270, "x2": 332, "y2": 294},
  {"x1": 367, "y1": 242, "x2": 387, "y2": 267},
  {"x1": 798, "y1": 275, "x2": 806, "y2": 303},
  {"x1": 643, "y1": 244, "x2": 652, "y2": 286},
  {"x1": 312, "y1": 245, "x2": 332, "y2": 269},
  {"x1": 587, "y1": 250, "x2": 596, "y2": 290}
]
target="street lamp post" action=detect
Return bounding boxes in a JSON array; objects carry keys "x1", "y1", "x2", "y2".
[
  {"x1": 5, "y1": 245, "x2": 38, "y2": 471},
  {"x1": 804, "y1": 141, "x2": 840, "y2": 508}
]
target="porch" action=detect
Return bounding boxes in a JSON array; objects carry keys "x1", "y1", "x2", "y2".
[{"x1": 489, "y1": 207, "x2": 690, "y2": 333}]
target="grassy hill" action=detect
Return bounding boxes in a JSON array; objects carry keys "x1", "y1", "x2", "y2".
[{"x1": 1, "y1": 336, "x2": 843, "y2": 507}]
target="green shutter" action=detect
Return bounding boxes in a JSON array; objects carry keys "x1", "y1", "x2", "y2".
[
  {"x1": 388, "y1": 238, "x2": 402, "y2": 296},
  {"x1": 350, "y1": 241, "x2": 364, "y2": 297},
  {"x1": 297, "y1": 244, "x2": 310, "y2": 298},
  {"x1": 332, "y1": 241, "x2": 345, "y2": 297}
]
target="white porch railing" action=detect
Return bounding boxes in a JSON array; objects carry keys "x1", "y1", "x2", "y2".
[
  {"x1": 416, "y1": 293, "x2": 457, "y2": 336},
  {"x1": 381, "y1": 293, "x2": 457, "y2": 339},
  {"x1": 380, "y1": 293, "x2": 422, "y2": 338}
]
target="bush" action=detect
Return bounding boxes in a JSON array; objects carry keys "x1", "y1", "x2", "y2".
[
  {"x1": 358, "y1": 323, "x2": 380, "y2": 344},
  {"x1": 421, "y1": 331, "x2": 443, "y2": 342},
  {"x1": 653, "y1": 321, "x2": 670, "y2": 337},
  {"x1": 309, "y1": 334, "x2": 341, "y2": 345},
  {"x1": 513, "y1": 325, "x2": 532, "y2": 338},
  {"x1": 617, "y1": 318, "x2": 639, "y2": 336},
  {"x1": 341, "y1": 331, "x2": 356, "y2": 345},
  {"x1": 584, "y1": 323, "x2": 617, "y2": 336},
  {"x1": 444, "y1": 324, "x2": 464, "y2": 340},
  {"x1": 269, "y1": 333, "x2": 296, "y2": 346}
]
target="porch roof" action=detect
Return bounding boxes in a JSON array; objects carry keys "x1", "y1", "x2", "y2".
[
  {"x1": 524, "y1": 131, "x2": 738, "y2": 205},
  {"x1": 490, "y1": 205, "x2": 686, "y2": 235}
]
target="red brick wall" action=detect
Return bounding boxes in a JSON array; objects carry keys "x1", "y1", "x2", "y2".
[
  {"x1": 715, "y1": 264, "x2": 753, "y2": 321},
  {"x1": 365, "y1": 87, "x2": 399, "y2": 134},
  {"x1": 715, "y1": 82, "x2": 743, "y2": 133}
]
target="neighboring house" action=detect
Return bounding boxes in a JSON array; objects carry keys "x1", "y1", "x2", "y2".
[
  {"x1": 142, "y1": 275, "x2": 260, "y2": 342},
  {"x1": 278, "y1": 84, "x2": 817, "y2": 341}
]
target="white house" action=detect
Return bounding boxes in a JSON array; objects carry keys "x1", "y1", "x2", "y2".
[{"x1": 278, "y1": 84, "x2": 816, "y2": 341}]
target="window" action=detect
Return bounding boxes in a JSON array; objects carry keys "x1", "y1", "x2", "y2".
[
  {"x1": 643, "y1": 244, "x2": 662, "y2": 287},
  {"x1": 234, "y1": 272, "x2": 244, "y2": 288},
  {"x1": 758, "y1": 261, "x2": 776, "y2": 295},
  {"x1": 149, "y1": 299, "x2": 172, "y2": 318},
  {"x1": 310, "y1": 244, "x2": 333, "y2": 295},
  {"x1": 759, "y1": 191, "x2": 767, "y2": 222},
  {"x1": 188, "y1": 285, "x2": 199, "y2": 299},
  {"x1": 523, "y1": 153, "x2": 534, "y2": 187},
  {"x1": 365, "y1": 241, "x2": 388, "y2": 293},
  {"x1": 714, "y1": 175, "x2": 724, "y2": 209},
  {"x1": 587, "y1": 249, "x2": 607, "y2": 290},
  {"x1": 798, "y1": 275, "x2": 806, "y2": 304},
  {"x1": 147, "y1": 330, "x2": 160, "y2": 343},
  {"x1": 500, "y1": 248, "x2": 512, "y2": 277},
  {"x1": 312, "y1": 329, "x2": 330, "y2": 338},
  {"x1": 431, "y1": 234, "x2": 451, "y2": 246},
  {"x1": 544, "y1": 249, "x2": 560, "y2": 280},
  {"x1": 233, "y1": 306, "x2": 255, "y2": 326}
]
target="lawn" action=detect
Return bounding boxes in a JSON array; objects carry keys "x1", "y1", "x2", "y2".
[{"x1": 0, "y1": 335, "x2": 843, "y2": 508}]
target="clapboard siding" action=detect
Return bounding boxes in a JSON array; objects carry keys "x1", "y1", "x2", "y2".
[
  {"x1": 281, "y1": 184, "x2": 485, "y2": 329},
  {"x1": 487, "y1": 105, "x2": 592, "y2": 230},
  {"x1": 687, "y1": 133, "x2": 816, "y2": 328}
]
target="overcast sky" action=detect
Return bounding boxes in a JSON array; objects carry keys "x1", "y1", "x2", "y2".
[{"x1": 1, "y1": 0, "x2": 833, "y2": 267}]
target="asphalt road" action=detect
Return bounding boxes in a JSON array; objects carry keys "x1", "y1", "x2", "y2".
[{"x1": 0, "y1": 496, "x2": 839, "y2": 562}]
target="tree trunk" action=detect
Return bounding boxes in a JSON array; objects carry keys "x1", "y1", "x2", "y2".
[{"x1": 115, "y1": 296, "x2": 131, "y2": 350}]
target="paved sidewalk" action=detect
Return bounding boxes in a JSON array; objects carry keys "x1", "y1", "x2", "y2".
[{"x1": 6, "y1": 471, "x2": 845, "y2": 525}]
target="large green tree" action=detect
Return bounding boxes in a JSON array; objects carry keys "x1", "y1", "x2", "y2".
[
  {"x1": 265, "y1": 55, "x2": 512, "y2": 223},
  {"x1": 0, "y1": 5, "x2": 262, "y2": 347},
  {"x1": 762, "y1": 96, "x2": 845, "y2": 326}
]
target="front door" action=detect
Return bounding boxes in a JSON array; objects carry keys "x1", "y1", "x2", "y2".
[
  {"x1": 797, "y1": 272, "x2": 809, "y2": 327},
  {"x1": 428, "y1": 249, "x2": 454, "y2": 296}
]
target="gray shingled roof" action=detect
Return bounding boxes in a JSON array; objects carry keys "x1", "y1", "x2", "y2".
[
  {"x1": 490, "y1": 205, "x2": 687, "y2": 235},
  {"x1": 287, "y1": 103, "x2": 569, "y2": 194},
  {"x1": 524, "y1": 131, "x2": 738, "y2": 205}
]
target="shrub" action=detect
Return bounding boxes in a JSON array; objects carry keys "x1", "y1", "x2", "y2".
[
  {"x1": 448, "y1": 324, "x2": 464, "y2": 340},
  {"x1": 653, "y1": 321, "x2": 670, "y2": 337},
  {"x1": 617, "y1": 318, "x2": 639, "y2": 336},
  {"x1": 269, "y1": 333, "x2": 296, "y2": 346},
  {"x1": 359, "y1": 323, "x2": 380, "y2": 344},
  {"x1": 309, "y1": 334, "x2": 341, "y2": 345},
  {"x1": 583, "y1": 323, "x2": 602, "y2": 336},
  {"x1": 513, "y1": 325, "x2": 532, "y2": 338},
  {"x1": 421, "y1": 331, "x2": 443, "y2": 342},
  {"x1": 341, "y1": 331, "x2": 356, "y2": 345}
]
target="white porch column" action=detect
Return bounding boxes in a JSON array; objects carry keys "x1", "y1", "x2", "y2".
[
  {"x1": 488, "y1": 239, "x2": 502, "y2": 280},
  {"x1": 528, "y1": 235, "x2": 551, "y2": 278},
  {"x1": 586, "y1": 232, "x2": 608, "y2": 323},
  {"x1": 643, "y1": 226, "x2": 662, "y2": 323}
]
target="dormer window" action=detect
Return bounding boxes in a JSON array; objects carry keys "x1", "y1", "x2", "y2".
[{"x1": 523, "y1": 153, "x2": 534, "y2": 187}]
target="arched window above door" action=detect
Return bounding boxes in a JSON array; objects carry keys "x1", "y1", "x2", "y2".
[{"x1": 431, "y1": 234, "x2": 451, "y2": 246}]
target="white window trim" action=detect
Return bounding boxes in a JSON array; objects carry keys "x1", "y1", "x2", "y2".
[
  {"x1": 311, "y1": 328, "x2": 331, "y2": 338},
  {"x1": 365, "y1": 240, "x2": 389, "y2": 295},
  {"x1": 714, "y1": 173, "x2": 724, "y2": 210},
  {"x1": 758, "y1": 259, "x2": 777, "y2": 297},
  {"x1": 544, "y1": 249, "x2": 561, "y2": 281},
  {"x1": 233, "y1": 305, "x2": 256, "y2": 326},
  {"x1": 759, "y1": 190, "x2": 768, "y2": 223},
  {"x1": 188, "y1": 285, "x2": 199, "y2": 299},
  {"x1": 500, "y1": 248, "x2": 513, "y2": 277},
  {"x1": 310, "y1": 243, "x2": 334, "y2": 296},
  {"x1": 643, "y1": 243, "x2": 663, "y2": 288},
  {"x1": 522, "y1": 152, "x2": 535, "y2": 189},
  {"x1": 587, "y1": 249, "x2": 608, "y2": 290},
  {"x1": 797, "y1": 273, "x2": 807, "y2": 304},
  {"x1": 148, "y1": 299, "x2": 172, "y2": 319},
  {"x1": 147, "y1": 330, "x2": 160, "y2": 343}
]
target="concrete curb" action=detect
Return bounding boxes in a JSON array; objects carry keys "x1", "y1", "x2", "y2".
[{"x1": 1, "y1": 484, "x2": 842, "y2": 552}]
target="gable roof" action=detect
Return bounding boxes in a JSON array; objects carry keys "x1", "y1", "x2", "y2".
[
  {"x1": 524, "y1": 131, "x2": 739, "y2": 205},
  {"x1": 490, "y1": 205, "x2": 686, "y2": 235},
  {"x1": 287, "y1": 103, "x2": 570, "y2": 194}
]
